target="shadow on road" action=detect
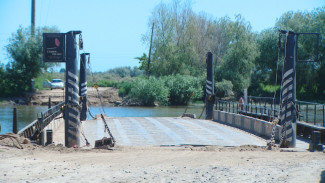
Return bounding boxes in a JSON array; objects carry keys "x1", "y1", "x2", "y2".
[{"x1": 320, "y1": 170, "x2": 325, "y2": 183}]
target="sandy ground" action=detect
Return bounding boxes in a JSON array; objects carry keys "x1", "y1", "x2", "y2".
[
  {"x1": 24, "y1": 87, "x2": 121, "y2": 106},
  {"x1": 0, "y1": 136, "x2": 324, "y2": 183}
]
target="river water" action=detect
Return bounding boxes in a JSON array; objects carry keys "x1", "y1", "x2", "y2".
[{"x1": 0, "y1": 104, "x2": 204, "y2": 134}]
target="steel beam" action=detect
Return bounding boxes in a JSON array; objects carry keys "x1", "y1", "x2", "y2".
[
  {"x1": 79, "y1": 53, "x2": 89, "y2": 121},
  {"x1": 205, "y1": 52, "x2": 214, "y2": 119},
  {"x1": 65, "y1": 31, "x2": 82, "y2": 147},
  {"x1": 280, "y1": 31, "x2": 296, "y2": 148}
]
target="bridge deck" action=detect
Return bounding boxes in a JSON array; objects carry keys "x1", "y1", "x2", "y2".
[{"x1": 80, "y1": 117, "x2": 266, "y2": 147}]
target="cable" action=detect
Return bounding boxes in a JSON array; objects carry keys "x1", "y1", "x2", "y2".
[{"x1": 270, "y1": 32, "x2": 282, "y2": 120}]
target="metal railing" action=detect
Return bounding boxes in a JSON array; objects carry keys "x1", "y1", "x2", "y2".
[
  {"x1": 216, "y1": 97, "x2": 325, "y2": 127},
  {"x1": 296, "y1": 100, "x2": 325, "y2": 127},
  {"x1": 247, "y1": 96, "x2": 280, "y2": 111},
  {"x1": 216, "y1": 99, "x2": 280, "y2": 122},
  {"x1": 18, "y1": 102, "x2": 64, "y2": 138}
]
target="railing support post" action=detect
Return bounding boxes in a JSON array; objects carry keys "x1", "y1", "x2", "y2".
[
  {"x1": 48, "y1": 96, "x2": 51, "y2": 109},
  {"x1": 40, "y1": 113, "x2": 46, "y2": 146}
]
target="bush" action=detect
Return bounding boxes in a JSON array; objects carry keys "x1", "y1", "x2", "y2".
[
  {"x1": 118, "y1": 81, "x2": 133, "y2": 96},
  {"x1": 87, "y1": 80, "x2": 120, "y2": 87},
  {"x1": 215, "y1": 79, "x2": 233, "y2": 98},
  {"x1": 129, "y1": 77, "x2": 169, "y2": 106},
  {"x1": 164, "y1": 75, "x2": 203, "y2": 105}
]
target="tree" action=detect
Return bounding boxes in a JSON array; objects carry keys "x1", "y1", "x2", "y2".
[
  {"x1": 275, "y1": 7, "x2": 325, "y2": 100},
  {"x1": 216, "y1": 15, "x2": 259, "y2": 96},
  {"x1": 5, "y1": 26, "x2": 59, "y2": 95},
  {"x1": 0, "y1": 62, "x2": 8, "y2": 96},
  {"x1": 134, "y1": 53, "x2": 148, "y2": 71},
  {"x1": 59, "y1": 68, "x2": 66, "y2": 73},
  {"x1": 248, "y1": 28, "x2": 280, "y2": 96}
]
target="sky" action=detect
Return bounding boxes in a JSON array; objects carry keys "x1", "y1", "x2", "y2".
[{"x1": 0, "y1": 0, "x2": 324, "y2": 72}]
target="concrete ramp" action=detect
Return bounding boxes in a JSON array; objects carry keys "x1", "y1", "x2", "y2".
[{"x1": 82, "y1": 117, "x2": 266, "y2": 147}]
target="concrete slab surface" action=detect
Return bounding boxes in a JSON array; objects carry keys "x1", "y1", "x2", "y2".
[{"x1": 82, "y1": 117, "x2": 267, "y2": 147}]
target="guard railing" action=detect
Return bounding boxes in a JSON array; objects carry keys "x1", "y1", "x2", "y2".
[
  {"x1": 216, "y1": 99, "x2": 280, "y2": 122},
  {"x1": 18, "y1": 102, "x2": 64, "y2": 139}
]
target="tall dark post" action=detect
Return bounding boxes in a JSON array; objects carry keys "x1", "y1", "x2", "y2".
[
  {"x1": 65, "y1": 31, "x2": 82, "y2": 147},
  {"x1": 13, "y1": 108, "x2": 18, "y2": 134},
  {"x1": 79, "y1": 53, "x2": 89, "y2": 121},
  {"x1": 280, "y1": 31, "x2": 296, "y2": 148},
  {"x1": 31, "y1": 0, "x2": 36, "y2": 37},
  {"x1": 48, "y1": 96, "x2": 51, "y2": 109},
  {"x1": 205, "y1": 52, "x2": 214, "y2": 119},
  {"x1": 147, "y1": 23, "x2": 154, "y2": 78}
]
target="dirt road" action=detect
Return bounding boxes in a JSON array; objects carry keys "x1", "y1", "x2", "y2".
[
  {"x1": 0, "y1": 142, "x2": 324, "y2": 183},
  {"x1": 25, "y1": 87, "x2": 121, "y2": 106}
]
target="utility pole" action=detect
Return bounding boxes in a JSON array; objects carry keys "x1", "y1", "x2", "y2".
[
  {"x1": 205, "y1": 52, "x2": 214, "y2": 120},
  {"x1": 31, "y1": 0, "x2": 36, "y2": 37},
  {"x1": 147, "y1": 23, "x2": 154, "y2": 79},
  {"x1": 65, "y1": 31, "x2": 82, "y2": 148},
  {"x1": 79, "y1": 53, "x2": 90, "y2": 121}
]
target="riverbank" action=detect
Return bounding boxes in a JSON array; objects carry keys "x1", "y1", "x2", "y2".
[
  {"x1": 1, "y1": 87, "x2": 122, "y2": 106},
  {"x1": 0, "y1": 140, "x2": 324, "y2": 182}
]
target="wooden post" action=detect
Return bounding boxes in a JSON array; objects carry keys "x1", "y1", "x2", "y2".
[
  {"x1": 147, "y1": 23, "x2": 154, "y2": 79},
  {"x1": 48, "y1": 96, "x2": 51, "y2": 109},
  {"x1": 13, "y1": 108, "x2": 18, "y2": 134}
]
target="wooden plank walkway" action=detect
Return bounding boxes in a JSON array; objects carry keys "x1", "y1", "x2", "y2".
[{"x1": 81, "y1": 117, "x2": 266, "y2": 147}]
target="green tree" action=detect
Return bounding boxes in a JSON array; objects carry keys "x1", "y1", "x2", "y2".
[
  {"x1": 5, "y1": 26, "x2": 59, "y2": 95},
  {"x1": 135, "y1": 53, "x2": 148, "y2": 71},
  {"x1": 248, "y1": 28, "x2": 280, "y2": 96},
  {"x1": 0, "y1": 62, "x2": 8, "y2": 96},
  {"x1": 275, "y1": 7, "x2": 325, "y2": 100},
  {"x1": 216, "y1": 15, "x2": 259, "y2": 96},
  {"x1": 215, "y1": 79, "x2": 233, "y2": 98}
]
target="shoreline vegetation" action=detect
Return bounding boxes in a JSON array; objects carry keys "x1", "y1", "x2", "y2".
[{"x1": 0, "y1": 2, "x2": 324, "y2": 106}]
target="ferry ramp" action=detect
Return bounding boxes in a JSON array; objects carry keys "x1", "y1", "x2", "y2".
[{"x1": 81, "y1": 117, "x2": 266, "y2": 147}]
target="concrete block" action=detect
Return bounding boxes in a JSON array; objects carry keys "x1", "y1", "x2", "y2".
[
  {"x1": 224, "y1": 112, "x2": 228, "y2": 123},
  {"x1": 241, "y1": 116, "x2": 245, "y2": 129},
  {"x1": 250, "y1": 118, "x2": 255, "y2": 132},
  {"x1": 213, "y1": 110, "x2": 218, "y2": 121},
  {"x1": 254, "y1": 119, "x2": 262, "y2": 134},
  {"x1": 265, "y1": 122, "x2": 273, "y2": 137},
  {"x1": 227, "y1": 113, "x2": 233, "y2": 125},
  {"x1": 243, "y1": 117, "x2": 249, "y2": 130},
  {"x1": 261, "y1": 120, "x2": 266, "y2": 136},
  {"x1": 232, "y1": 114, "x2": 236, "y2": 126},
  {"x1": 220, "y1": 112, "x2": 225, "y2": 123},
  {"x1": 235, "y1": 115, "x2": 241, "y2": 127}
]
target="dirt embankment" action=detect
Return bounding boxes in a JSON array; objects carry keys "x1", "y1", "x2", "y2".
[{"x1": 23, "y1": 87, "x2": 122, "y2": 106}]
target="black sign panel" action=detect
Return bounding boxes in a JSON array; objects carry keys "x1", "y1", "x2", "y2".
[{"x1": 43, "y1": 33, "x2": 66, "y2": 62}]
